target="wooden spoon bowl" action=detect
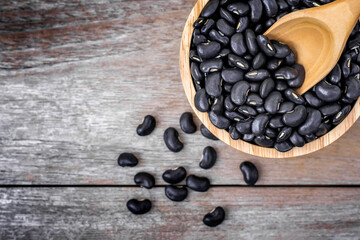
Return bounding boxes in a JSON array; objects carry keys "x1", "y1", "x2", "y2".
[{"x1": 179, "y1": 0, "x2": 360, "y2": 158}]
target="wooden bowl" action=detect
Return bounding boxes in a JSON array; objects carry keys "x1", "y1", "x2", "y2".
[{"x1": 179, "y1": 0, "x2": 360, "y2": 158}]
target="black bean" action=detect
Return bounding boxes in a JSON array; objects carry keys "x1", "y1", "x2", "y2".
[
  {"x1": 304, "y1": 133, "x2": 317, "y2": 143},
  {"x1": 236, "y1": 16, "x2": 250, "y2": 33},
  {"x1": 209, "y1": 29, "x2": 230, "y2": 46},
  {"x1": 272, "y1": 40, "x2": 291, "y2": 58},
  {"x1": 134, "y1": 172, "x2": 155, "y2": 189},
  {"x1": 221, "y1": 68, "x2": 243, "y2": 83},
  {"x1": 240, "y1": 161, "x2": 259, "y2": 185},
  {"x1": 243, "y1": 133, "x2": 256, "y2": 142},
  {"x1": 238, "y1": 105, "x2": 258, "y2": 117},
  {"x1": 303, "y1": 91, "x2": 324, "y2": 108},
  {"x1": 315, "y1": 80, "x2": 342, "y2": 102},
  {"x1": 282, "y1": 105, "x2": 307, "y2": 127},
  {"x1": 287, "y1": 0, "x2": 300, "y2": 6},
  {"x1": 231, "y1": 33, "x2": 247, "y2": 56},
  {"x1": 216, "y1": 19, "x2": 235, "y2": 36},
  {"x1": 224, "y1": 110, "x2": 246, "y2": 121},
  {"x1": 345, "y1": 76, "x2": 360, "y2": 100},
  {"x1": 276, "y1": 126, "x2": 292, "y2": 142},
  {"x1": 209, "y1": 110, "x2": 231, "y2": 129},
  {"x1": 190, "y1": 50, "x2": 202, "y2": 63},
  {"x1": 201, "y1": 0, "x2": 220, "y2": 17},
  {"x1": 205, "y1": 72, "x2": 222, "y2": 97},
  {"x1": 298, "y1": 109, "x2": 322, "y2": 135},
  {"x1": 191, "y1": 62, "x2": 204, "y2": 89},
  {"x1": 219, "y1": 8, "x2": 236, "y2": 25},
  {"x1": 162, "y1": 167, "x2": 187, "y2": 184},
  {"x1": 266, "y1": 58, "x2": 283, "y2": 71},
  {"x1": 203, "y1": 207, "x2": 225, "y2": 227},
  {"x1": 265, "y1": 127, "x2": 277, "y2": 138},
  {"x1": 127, "y1": 199, "x2": 152, "y2": 215},
  {"x1": 259, "y1": 78, "x2": 275, "y2": 98},
  {"x1": 287, "y1": 64, "x2": 305, "y2": 88},
  {"x1": 180, "y1": 112, "x2": 197, "y2": 134},
  {"x1": 315, "y1": 123, "x2": 329, "y2": 137},
  {"x1": 252, "y1": 114, "x2": 270, "y2": 136},
  {"x1": 248, "y1": 0, "x2": 263, "y2": 22},
  {"x1": 164, "y1": 127, "x2": 184, "y2": 152},
  {"x1": 200, "y1": 124, "x2": 219, "y2": 140},
  {"x1": 186, "y1": 175, "x2": 210, "y2": 192},
  {"x1": 200, "y1": 146, "x2": 217, "y2": 169},
  {"x1": 257, "y1": 35, "x2": 276, "y2": 56},
  {"x1": 212, "y1": 95, "x2": 224, "y2": 115},
  {"x1": 229, "y1": 125, "x2": 242, "y2": 140},
  {"x1": 350, "y1": 63, "x2": 360, "y2": 75},
  {"x1": 284, "y1": 88, "x2": 305, "y2": 104},
  {"x1": 228, "y1": 53, "x2": 250, "y2": 70},
  {"x1": 218, "y1": 48, "x2": 231, "y2": 57},
  {"x1": 269, "y1": 115, "x2": 285, "y2": 128},
  {"x1": 254, "y1": 135, "x2": 275, "y2": 147},
  {"x1": 245, "y1": 29, "x2": 259, "y2": 56},
  {"x1": 194, "y1": 88, "x2": 210, "y2": 112},
  {"x1": 244, "y1": 53, "x2": 254, "y2": 61},
  {"x1": 289, "y1": 131, "x2": 305, "y2": 147},
  {"x1": 200, "y1": 58, "x2": 223, "y2": 73},
  {"x1": 224, "y1": 95, "x2": 237, "y2": 111},
  {"x1": 332, "y1": 105, "x2": 351, "y2": 125},
  {"x1": 193, "y1": 17, "x2": 206, "y2": 29},
  {"x1": 197, "y1": 42, "x2": 221, "y2": 60},
  {"x1": 262, "y1": 0, "x2": 278, "y2": 17},
  {"x1": 236, "y1": 118, "x2": 253, "y2": 134},
  {"x1": 247, "y1": 93, "x2": 264, "y2": 106},
  {"x1": 249, "y1": 82, "x2": 260, "y2": 92},
  {"x1": 274, "y1": 66, "x2": 298, "y2": 80},
  {"x1": 284, "y1": 51, "x2": 296, "y2": 65},
  {"x1": 265, "y1": 18, "x2": 276, "y2": 28},
  {"x1": 227, "y1": 2, "x2": 250, "y2": 16},
  {"x1": 278, "y1": 0, "x2": 290, "y2": 10},
  {"x1": 118, "y1": 153, "x2": 138, "y2": 167},
  {"x1": 201, "y1": 19, "x2": 216, "y2": 35},
  {"x1": 252, "y1": 52, "x2": 267, "y2": 69},
  {"x1": 254, "y1": 24, "x2": 264, "y2": 34},
  {"x1": 274, "y1": 141, "x2": 293, "y2": 152},
  {"x1": 136, "y1": 115, "x2": 156, "y2": 136},
  {"x1": 256, "y1": 106, "x2": 266, "y2": 113},
  {"x1": 278, "y1": 101, "x2": 295, "y2": 114},
  {"x1": 328, "y1": 64, "x2": 342, "y2": 84},
  {"x1": 245, "y1": 69, "x2": 271, "y2": 81},
  {"x1": 165, "y1": 186, "x2": 188, "y2": 202},
  {"x1": 341, "y1": 54, "x2": 351, "y2": 78},
  {"x1": 264, "y1": 91, "x2": 283, "y2": 114},
  {"x1": 193, "y1": 34, "x2": 208, "y2": 46},
  {"x1": 302, "y1": 0, "x2": 321, "y2": 7},
  {"x1": 341, "y1": 96, "x2": 356, "y2": 104},
  {"x1": 319, "y1": 103, "x2": 341, "y2": 116},
  {"x1": 231, "y1": 81, "x2": 250, "y2": 105}
]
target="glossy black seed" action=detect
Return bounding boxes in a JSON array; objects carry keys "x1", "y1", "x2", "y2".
[
  {"x1": 287, "y1": 0, "x2": 300, "y2": 6},
  {"x1": 228, "y1": 53, "x2": 250, "y2": 70},
  {"x1": 231, "y1": 81, "x2": 250, "y2": 105},
  {"x1": 164, "y1": 127, "x2": 184, "y2": 152},
  {"x1": 203, "y1": 207, "x2": 225, "y2": 227},
  {"x1": 245, "y1": 29, "x2": 259, "y2": 56},
  {"x1": 284, "y1": 88, "x2": 305, "y2": 104},
  {"x1": 274, "y1": 66, "x2": 298, "y2": 80},
  {"x1": 252, "y1": 114, "x2": 270, "y2": 136},
  {"x1": 209, "y1": 111, "x2": 231, "y2": 129},
  {"x1": 219, "y1": 8, "x2": 236, "y2": 25},
  {"x1": 265, "y1": 127, "x2": 277, "y2": 138},
  {"x1": 244, "y1": 54, "x2": 254, "y2": 61},
  {"x1": 257, "y1": 35, "x2": 276, "y2": 56},
  {"x1": 278, "y1": 101, "x2": 295, "y2": 114},
  {"x1": 229, "y1": 125, "x2": 241, "y2": 140},
  {"x1": 269, "y1": 115, "x2": 284, "y2": 128},
  {"x1": 212, "y1": 95, "x2": 224, "y2": 115},
  {"x1": 261, "y1": 0, "x2": 279, "y2": 17},
  {"x1": 224, "y1": 95, "x2": 237, "y2": 111},
  {"x1": 304, "y1": 133, "x2": 317, "y2": 143},
  {"x1": 180, "y1": 112, "x2": 197, "y2": 134},
  {"x1": 350, "y1": 63, "x2": 360, "y2": 75},
  {"x1": 227, "y1": 2, "x2": 250, "y2": 16},
  {"x1": 218, "y1": 48, "x2": 231, "y2": 57},
  {"x1": 252, "y1": 52, "x2": 267, "y2": 69},
  {"x1": 193, "y1": 33, "x2": 208, "y2": 46},
  {"x1": 264, "y1": 18, "x2": 276, "y2": 28},
  {"x1": 274, "y1": 80, "x2": 289, "y2": 91},
  {"x1": 319, "y1": 103, "x2": 341, "y2": 116},
  {"x1": 249, "y1": 82, "x2": 261, "y2": 92},
  {"x1": 134, "y1": 172, "x2": 155, "y2": 189},
  {"x1": 243, "y1": 133, "x2": 256, "y2": 142},
  {"x1": 200, "y1": 124, "x2": 219, "y2": 140},
  {"x1": 216, "y1": 19, "x2": 235, "y2": 36},
  {"x1": 197, "y1": 42, "x2": 221, "y2": 60},
  {"x1": 200, "y1": 146, "x2": 217, "y2": 169},
  {"x1": 209, "y1": 30, "x2": 230, "y2": 46},
  {"x1": 190, "y1": 50, "x2": 202, "y2": 63},
  {"x1": 298, "y1": 109, "x2": 322, "y2": 135},
  {"x1": 201, "y1": 19, "x2": 216, "y2": 35},
  {"x1": 193, "y1": 17, "x2": 206, "y2": 28},
  {"x1": 238, "y1": 105, "x2": 258, "y2": 117},
  {"x1": 282, "y1": 105, "x2": 307, "y2": 127},
  {"x1": 266, "y1": 58, "x2": 283, "y2": 71},
  {"x1": 248, "y1": 0, "x2": 263, "y2": 22},
  {"x1": 127, "y1": 199, "x2": 152, "y2": 215},
  {"x1": 264, "y1": 91, "x2": 283, "y2": 114},
  {"x1": 245, "y1": 69, "x2": 271, "y2": 81},
  {"x1": 315, "y1": 123, "x2": 329, "y2": 137},
  {"x1": 186, "y1": 175, "x2": 210, "y2": 192},
  {"x1": 254, "y1": 135, "x2": 274, "y2": 147},
  {"x1": 221, "y1": 68, "x2": 243, "y2": 83},
  {"x1": 236, "y1": 16, "x2": 250, "y2": 33},
  {"x1": 278, "y1": 0, "x2": 290, "y2": 10},
  {"x1": 259, "y1": 78, "x2": 275, "y2": 98},
  {"x1": 287, "y1": 64, "x2": 305, "y2": 88},
  {"x1": 162, "y1": 167, "x2": 187, "y2": 184},
  {"x1": 165, "y1": 186, "x2": 188, "y2": 202},
  {"x1": 289, "y1": 131, "x2": 305, "y2": 147},
  {"x1": 224, "y1": 110, "x2": 245, "y2": 121},
  {"x1": 247, "y1": 93, "x2": 263, "y2": 107},
  {"x1": 284, "y1": 51, "x2": 296, "y2": 65},
  {"x1": 200, "y1": 58, "x2": 223, "y2": 73},
  {"x1": 201, "y1": 0, "x2": 220, "y2": 17},
  {"x1": 256, "y1": 106, "x2": 266, "y2": 113},
  {"x1": 345, "y1": 76, "x2": 360, "y2": 100},
  {"x1": 231, "y1": 33, "x2": 247, "y2": 56},
  {"x1": 315, "y1": 80, "x2": 342, "y2": 102},
  {"x1": 118, "y1": 153, "x2": 138, "y2": 167},
  {"x1": 303, "y1": 92, "x2": 324, "y2": 108},
  {"x1": 272, "y1": 40, "x2": 291, "y2": 58},
  {"x1": 194, "y1": 89, "x2": 210, "y2": 112},
  {"x1": 240, "y1": 161, "x2": 258, "y2": 185},
  {"x1": 276, "y1": 127, "x2": 292, "y2": 142},
  {"x1": 341, "y1": 54, "x2": 352, "y2": 78},
  {"x1": 328, "y1": 64, "x2": 342, "y2": 84},
  {"x1": 274, "y1": 141, "x2": 293, "y2": 152},
  {"x1": 236, "y1": 118, "x2": 253, "y2": 134},
  {"x1": 191, "y1": 62, "x2": 205, "y2": 85},
  {"x1": 205, "y1": 72, "x2": 222, "y2": 97},
  {"x1": 136, "y1": 115, "x2": 156, "y2": 136},
  {"x1": 332, "y1": 105, "x2": 351, "y2": 125}
]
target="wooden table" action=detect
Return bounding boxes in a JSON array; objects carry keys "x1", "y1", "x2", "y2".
[{"x1": 1, "y1": 0, "x2": 360, "y2": 239}]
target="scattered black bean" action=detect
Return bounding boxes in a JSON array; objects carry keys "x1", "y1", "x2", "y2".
[
  {"x1": 240, "y1": 161, "x2": 258, "y2": 185},
  {"x1": 134, "y1": 172, "x2": 155, "y2": 189},
  {"x1": 186, "y1": 175, "x2": 210, "y2": 192},
  {"x1": 127, "y1": 199, "x2": 152, "y2": 215},
  {"x1": 162, "y1": 167, "x2": 187, "y2": 184},
  {"x1": 180, "y1": 112, "x2": 197, "y2": 134},
  {"x1": 203, "y1": 207, "x2": 225, "y2": 227},
  {"x1": 200, "y1": 146, "x2": 217, "y2": 169},
  {"x1": 164, "y1": 127, "x2": 184, "y2": 152},
  {"x1": 136, "y1": 115, "x2": 156, "y2": 136},
  {"x1": 118, "y1": 153, "x2": 138, "y2": 167},
  {"x1": 165, "y1": 186, "x2": 188, "y2": 202}
]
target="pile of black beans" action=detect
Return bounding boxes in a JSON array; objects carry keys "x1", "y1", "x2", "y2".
[
  {"x1": 190, "y1": 0, "x2": 360, "y2": 152},
  {"x1": 119, "y1": 113, "x2": 259, "y2": 227}
]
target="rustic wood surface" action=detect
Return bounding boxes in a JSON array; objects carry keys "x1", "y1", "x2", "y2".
[{"x1": 1, "y1": 0, "x2": 360, "y2": 238}]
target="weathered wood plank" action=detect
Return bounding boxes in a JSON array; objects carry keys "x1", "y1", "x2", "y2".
[
  {"x1": 1, "y1": 187, "x2": 360, "y2": 239},
  {"x1": 1, "y1": 0, "x2": 360, "y2": 185}
]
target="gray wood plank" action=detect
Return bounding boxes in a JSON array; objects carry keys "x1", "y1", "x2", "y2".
[
  {"x1": 1, "y1": 187, "x2": 360, "y2": 239},
  {"x1": 1, "y1": 0, "x2": 360, "y2": 185}
]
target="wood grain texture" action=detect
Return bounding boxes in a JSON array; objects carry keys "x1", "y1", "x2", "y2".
[
  {"x1": 180, "y1": 0, "x2": 360, "y2": 158},
  {"x1": 1, "y1": 187, "x2": 360, "y2": 239},
  {"x1": 1, "y1": 0, "x2": 360, "y2": 185}
]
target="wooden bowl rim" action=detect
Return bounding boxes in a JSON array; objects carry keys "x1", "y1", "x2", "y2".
[{"x1": 179, "y1": 0, "x2": 360, "y2": 158}]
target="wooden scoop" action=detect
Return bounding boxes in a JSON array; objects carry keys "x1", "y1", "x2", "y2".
[{"x1": 265, "y1": 0, "x2": 360, "y2": 95}]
